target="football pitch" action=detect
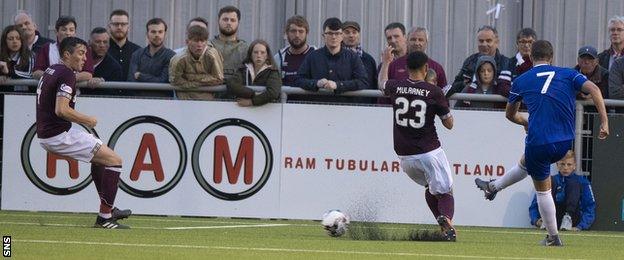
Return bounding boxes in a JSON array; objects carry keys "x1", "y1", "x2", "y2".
[{"x1": 1, "y1": 211, "x2": 622, "y2": 259}]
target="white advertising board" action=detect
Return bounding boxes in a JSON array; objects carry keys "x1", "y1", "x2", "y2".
[
  {"x1": 279, "y1": 104, "x2": 534, "y2": 227},
  {"x1": 2, "y1": 95, "x2": 282, "y2": 218},
  {"x1": 3, "y1": 95, "x2": 535, "y2": 227}
]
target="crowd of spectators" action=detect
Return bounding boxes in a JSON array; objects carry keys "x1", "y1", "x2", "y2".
[{"x1": 1, "y1": 8, "x2": 623, "y2": 108}]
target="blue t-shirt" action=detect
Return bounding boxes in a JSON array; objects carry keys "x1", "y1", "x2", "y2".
[{"x1": 508, "y1": 64, "x2": 587, "y2": 146}]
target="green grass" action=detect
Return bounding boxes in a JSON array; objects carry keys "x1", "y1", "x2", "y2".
[{"x1": 1, "y1": 210, "x2": 623, "y2": 259}]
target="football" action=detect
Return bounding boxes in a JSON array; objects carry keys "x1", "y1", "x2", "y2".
[{"x1": 321, "y1": 210, "x2": 350, "y2": 237}]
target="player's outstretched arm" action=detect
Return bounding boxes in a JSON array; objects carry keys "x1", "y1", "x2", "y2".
[
  {"x1": 505, "y1": 102, "x2": 528, "y2": 130},
  {"x1": 54, "y1": 96, "x2": 97, "y2": 129},
  {"x1": 582, "y1": 81, "x2": 609, "y2": 139}
]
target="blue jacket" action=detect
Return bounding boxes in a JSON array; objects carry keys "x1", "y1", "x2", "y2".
[
  {"x1": 529, "y1": 172, "x2": 596, "y2": 230},
  {"x1": 295, "y1": 46, "x2": 369, "y2": 94}
]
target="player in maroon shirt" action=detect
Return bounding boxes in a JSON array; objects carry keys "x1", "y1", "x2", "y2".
[
  {"x1": 379, "y1": 51, "x2": 456, "y2": 241},
  {"x1": 36, "y1": 37, "x2": 131, "y2": 229}
]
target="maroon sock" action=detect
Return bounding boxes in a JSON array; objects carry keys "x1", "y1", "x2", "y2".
[
  {"x1": 436, "y1": 193, "x2": 455, "y2": 220},
  {"x1": 100, "y1": 166, "x2": 122, "y2": 213},
  {"x1": 91, "y1": 164, "x2": 105, "y2": 198},
  {"x1": 425, "y1": 188, "x2": 440, "y2": 218}
]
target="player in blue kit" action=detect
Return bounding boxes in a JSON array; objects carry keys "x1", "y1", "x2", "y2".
[
  {"x1": 475, "y1": 40, "x2": 609, "y2": 246},
  {"x1": 379, "y1": 51, "x2": 456, "y2": 241}
]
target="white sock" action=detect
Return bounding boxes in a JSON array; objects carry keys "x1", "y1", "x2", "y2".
[
  {"x1": 536, "y1": 190, "x2": 558, "y2": 237},
  {"x1": 491, "y1": 164, "x2": 528, "y2": 191},
  {"x1": 99, "y1": 213, "x2": 112, "y2": 219}
]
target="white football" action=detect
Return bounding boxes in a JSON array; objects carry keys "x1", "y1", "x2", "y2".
[{"x1": 321, "y1": 210, "x2": 350, "y2": 237}]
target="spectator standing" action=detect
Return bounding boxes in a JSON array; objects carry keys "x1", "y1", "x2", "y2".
[
  {"x1": 509, "y1": 28, "x2": 537, "y2": 79},
  {"x1": 227, "y1": 39, "x2": 281, "y2": 106},
  {"x1": 448, "y1": 25, "x2": 511, "y2": 97},
  {"x1": 128, "y1": 18, "x2": 176, "y2": 97},
  {"x1": 108, "y1": 9, "x2": 141, "y2": 81},
  {"x1": 81, "y1": 27, "x2": 124, "y2": 96},
  {"x1": 210, "y1": 5, "x2": 248, "y2": 81},
  {"x1": 0, "y1": 25, "x2": 35, "y2": 92},
  {"x1": 33, "y1": 16, "x2": 95, "y2": 84},
  {"x1": 294, "y1": 18, "x2": 368, "y2": 103},
  {"x1": 169, "y1": 25, "x2": 224, "y2": 100},
  {"x1": 598, "y1": 16, "x2": 624, "y2": 70},
  {"x1": 13, "y1": 10, "x2": 54, "y2": 55},
  {"x1": 274, "y1": 15, "x2": 316, "y2": 88}
]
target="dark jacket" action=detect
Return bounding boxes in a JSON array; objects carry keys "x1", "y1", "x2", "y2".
[
  {"x1": 295, "y1": 46, "x2": 369, "y2": 94},
  {"x1": 598, "y1": 47, "x2": 624, "y2": 70},
  {"x1": 448, "y1": 49, "x2": 510, "y2": 97},
  {"x1": 609, "y1": 57, "x2": 624, "y2": 99},
  {"x1": 227, "y1": 63, "x2": 282, "y2": 106},
  {"x1": 573, "y1": 64, "x2": 609, "y2": 99}
]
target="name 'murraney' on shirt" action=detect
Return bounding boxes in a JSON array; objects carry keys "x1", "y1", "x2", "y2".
[
  {"x1": 383, "y1": 78, "x2": 451, "y2": 156},
  {"x1": 36, "y1": 64, "x2": 77, "y2": 139},
  {"x1": 508, "y1": 64, "x2": 587, "y2": 146}
]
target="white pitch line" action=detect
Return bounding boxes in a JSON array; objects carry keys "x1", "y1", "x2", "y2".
[
  {"x1": 165, "y1": 224, "x2": 290, "y2": 230},
  {"x1": 2, "y1": 213, "x2": 624, "y2": 239},
  {"x1": 15, "y1": 239, "x2": 583, "y2": 260},
  {"x1": 0, "y1": 221, "x2": 288, "y2": 230}
]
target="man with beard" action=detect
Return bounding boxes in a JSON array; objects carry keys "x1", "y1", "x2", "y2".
[
  {"x1": 81, "y1": 27, "x2": 123, "y2": 96},
  {"x1": 274, "y1": 15, "x2": 315, "y2": 87},
  {"x1": 128, "y1": 18, "x2": 175, "y2": 97},
  {"x1": 447, "y1": 25, "x2": 510, "y2": 98},
  {"x1": 13, "y1": 10, "x2": 54, "y2": 56},
  {"x1": 210, "y1": 5, "x2": 248, "y2": 81},
  {"x1": 108, "y1": 9, "x2": 141, "y2": 82}
]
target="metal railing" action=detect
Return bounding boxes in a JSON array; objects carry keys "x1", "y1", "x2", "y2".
[{"x1": 2, "y1": 79, "x2": 624, "y2": 174}]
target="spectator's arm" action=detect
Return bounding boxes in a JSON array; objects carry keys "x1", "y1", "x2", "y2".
[
  {"x1": 75, "y1": 71, "x2": 93, "y2": 82},
  {"x1": 252, "y1": 69, "x2": 282, "y2": 106},
  {"x1": 137, "y1": 63, "x2": 170, "y2": 83},
  {"x1": 294, "y1": 56, "x2": 319, "y2": 91},
  {"x1": 447, "y1": 57, "x2": 473, "y2": 97},
  {"x1": 609, "y1": 60, "x2": 624, "y2": 99},
  {"x1": 529, "y1": 194, "x2": 541, "y2": 226},
  {"x1": 576, "y1": 178, "x2": 596, "y2": 230},
  {"x1": 334, "y1": 57, "x2": 368, "y2": 94},
  {"x1": 227, "y1": 69, "x2": 254, "y2": 99}
]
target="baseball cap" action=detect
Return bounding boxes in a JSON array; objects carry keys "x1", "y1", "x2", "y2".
[
  {"x1": 342, "y1": 21, "x2": 360, "y2": 32},
  {"x1": 578, "y1": 45, "x2": 598, "y2": 59}
]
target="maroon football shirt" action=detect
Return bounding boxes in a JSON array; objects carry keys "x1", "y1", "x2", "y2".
[
  {"x1": 36, "y1": 64, "x2": 77, "y2": 138},
  {"x1": 384, "y1": 78, "x2": 451, "y2": 155}
]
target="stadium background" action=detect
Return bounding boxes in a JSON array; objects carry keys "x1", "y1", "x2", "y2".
[{"x1": 1, "y1": 0, "x2": 624, "y2": 79}]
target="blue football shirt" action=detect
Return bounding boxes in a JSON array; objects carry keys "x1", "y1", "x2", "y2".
[{"x1": 508, "y1": 64, "x2": 587, "y2": 146}]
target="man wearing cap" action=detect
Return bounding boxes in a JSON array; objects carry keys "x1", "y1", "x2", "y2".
[
  {"x1": 342, "y1": 20, "x2": 377, "y2": 90},
  {"x1": 574, "y1": 46, "x2": 609, "y2": 99}
]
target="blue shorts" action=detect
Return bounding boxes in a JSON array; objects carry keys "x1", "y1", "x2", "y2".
[{"x1": 525, "y1": 140, "x2": 573, "y2": 181}]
